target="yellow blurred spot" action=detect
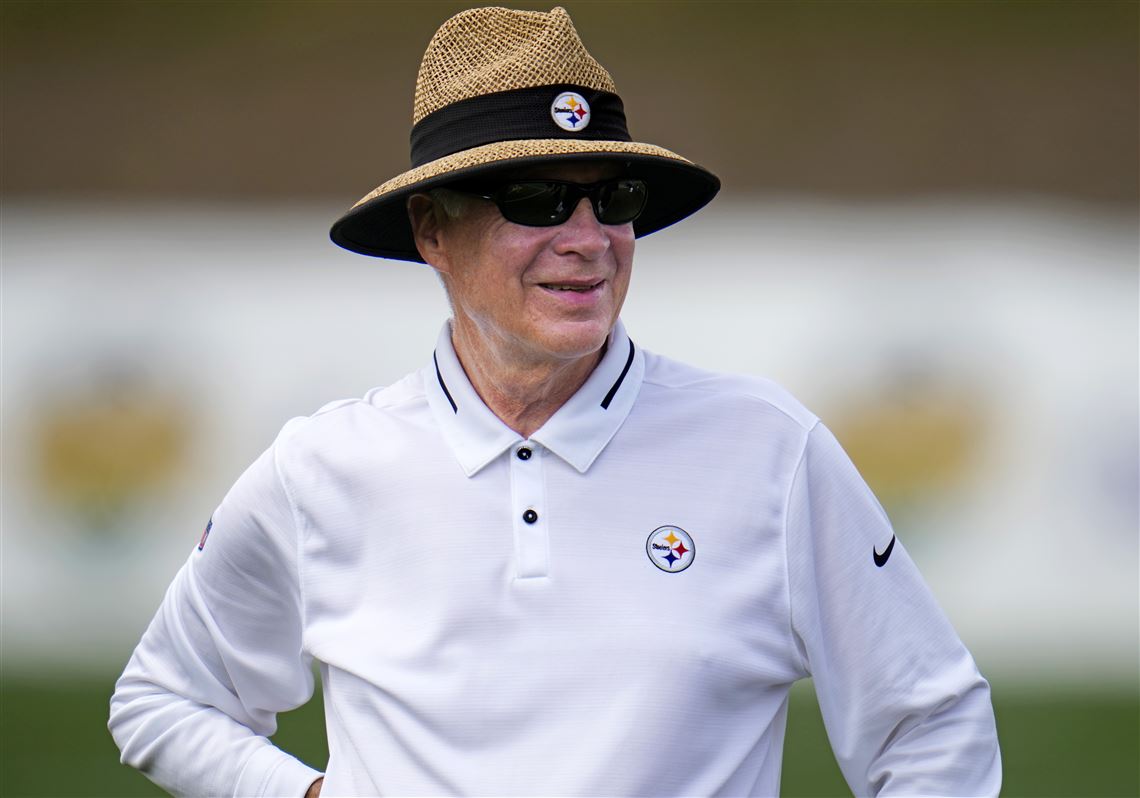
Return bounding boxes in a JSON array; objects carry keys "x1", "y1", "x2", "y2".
[
  {"x1": 831, "y1": 382, "x2": 985, "y2": 512},
  {"x1": 34, "y1": 381, "x2": 191, "y2": 525}
]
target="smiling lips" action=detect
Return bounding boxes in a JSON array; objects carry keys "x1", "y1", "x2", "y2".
[{"x1": 538, "y1": 279, "x2": 604, "y2": 293}]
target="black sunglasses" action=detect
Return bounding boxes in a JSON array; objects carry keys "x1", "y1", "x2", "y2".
[{"x1": 450, "y1": 178, "x2": 649, "y2": 227}]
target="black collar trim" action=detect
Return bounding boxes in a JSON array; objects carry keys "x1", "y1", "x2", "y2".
[
  {"x1": 600, "y1": 339, "x2": 636, "y2": 410},
  {"x1": 433, "y1": 351, "x2": 458, "y2": 413}
]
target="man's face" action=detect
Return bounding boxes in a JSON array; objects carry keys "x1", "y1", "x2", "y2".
[{"x1": 419, "y1": 161, "x2": 636, "y2": 370}]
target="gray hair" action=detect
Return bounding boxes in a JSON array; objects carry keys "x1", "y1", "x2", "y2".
[{"x1": 427, "y1": 187, "x2": 473, "y2": 221}]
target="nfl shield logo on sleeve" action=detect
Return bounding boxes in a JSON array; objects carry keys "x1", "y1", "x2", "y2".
[{"x1": 197, "y1": 518, "x2": 213, "y2": 551}]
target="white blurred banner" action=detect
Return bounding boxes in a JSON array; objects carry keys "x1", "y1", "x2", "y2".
[{"x1": 3, "y1": 198, "x2": 1136, "y2": 684}]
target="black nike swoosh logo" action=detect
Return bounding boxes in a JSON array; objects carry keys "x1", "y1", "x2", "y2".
[{"x1": 873, "y1": 535, "x2": 896, "y2": 567}]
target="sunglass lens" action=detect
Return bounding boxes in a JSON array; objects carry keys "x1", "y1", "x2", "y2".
[
  {"x1": 596, "y1": 180, "x2": 648, "y2": 224},
  {"x1": 491, "y1": 179, "x2": 648, "y2": 226},
  {"x1": 497, "y1": 182, "x2": 571, "y2": 226}
]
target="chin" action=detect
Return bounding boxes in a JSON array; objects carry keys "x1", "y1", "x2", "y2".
[{"x1": 534, "y1": 321, "x2": 613, "y2": 361}]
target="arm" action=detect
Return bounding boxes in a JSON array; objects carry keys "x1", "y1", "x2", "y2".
[
  {"x1": 786, "y1": 422, "x2": 1001, "y2": 797},
  {"x1": 109, "y1": 428, "x2": 324, "y2": 796}
]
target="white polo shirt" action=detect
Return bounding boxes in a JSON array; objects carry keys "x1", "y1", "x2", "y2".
[{"x1": 110, "y1": 320, "x2": 1000, "y2": 797}]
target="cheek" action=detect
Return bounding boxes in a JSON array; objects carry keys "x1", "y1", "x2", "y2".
[
  {"x1": 611, "y1": 231, "x2": 636, "y2": 292},
  {"x1": 451, "y1": 227, "x2": 534, "y2": 307}
]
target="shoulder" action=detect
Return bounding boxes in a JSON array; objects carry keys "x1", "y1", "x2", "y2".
[
  {"x1": 638, "y1": 348, "x2": 818, "y2": 433},
  {"x1": 271, "y1": 370, "x2": 428, "y2": 455}
]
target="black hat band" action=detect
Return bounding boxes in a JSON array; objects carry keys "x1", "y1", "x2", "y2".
[{"x1": 409, "y1": 85, "x2": 632, "y2": 168}]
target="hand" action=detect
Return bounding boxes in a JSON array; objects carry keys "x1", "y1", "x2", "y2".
[{"x1": 305, "y1": 776, "x2": 323, "y2": 798}]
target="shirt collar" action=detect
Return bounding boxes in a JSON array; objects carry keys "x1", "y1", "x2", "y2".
[{"x1": 425, "y1": 319, "x2": 644, "y2": 476}]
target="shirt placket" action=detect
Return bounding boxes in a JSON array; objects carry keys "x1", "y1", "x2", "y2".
[{"x1": 509, "y1": 441, "x2": 549, "y2": 579}]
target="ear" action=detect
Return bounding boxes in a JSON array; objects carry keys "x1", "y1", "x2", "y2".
[{"x1": 408, "y1": 194, "x2": 450, "y2": 273}]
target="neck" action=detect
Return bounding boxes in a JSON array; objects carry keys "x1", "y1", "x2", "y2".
[{"x1": 450, "y1": 324, "x2": 604, "y2": 439}]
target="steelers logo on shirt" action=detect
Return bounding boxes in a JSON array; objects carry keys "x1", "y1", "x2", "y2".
[{"x1": 646, "y1": 525, "x2": 695, "y2": 573}]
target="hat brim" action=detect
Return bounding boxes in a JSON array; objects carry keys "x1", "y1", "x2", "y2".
[{"x1": 329, "y1": 138, "x2": 720, "y2": 262}]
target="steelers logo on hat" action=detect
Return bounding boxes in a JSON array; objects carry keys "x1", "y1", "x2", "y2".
[
  {"x1": 646, "y1": 525, "x2": 695, "y2": 573},
  {"x1": 551, "y1": 91, "x2": 591, "y2": 131}
]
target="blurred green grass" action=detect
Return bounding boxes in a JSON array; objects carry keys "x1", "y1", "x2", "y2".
[{"x1": 1, "y1": 675, "x2": 1136, "y2": 797}]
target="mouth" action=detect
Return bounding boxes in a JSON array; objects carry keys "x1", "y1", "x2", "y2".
[{"x1": 538, "y1": 280, "x2": 604, "y2": 293}]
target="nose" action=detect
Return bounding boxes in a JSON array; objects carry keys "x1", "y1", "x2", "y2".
[{"x1": 552, "y1": 197, "x2": 610, "y2": 260}]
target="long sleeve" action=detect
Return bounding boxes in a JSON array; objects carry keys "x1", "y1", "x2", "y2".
[
  {"x1": 786, "y1": 422, "x2": 1001, "y2": 797},
  {"x1": 109, "y1": 423, "x2": 324, "y2": 797}
]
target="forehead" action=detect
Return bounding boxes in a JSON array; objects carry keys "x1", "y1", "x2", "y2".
[{"x1": 502, "y1": 159, "x2": 625, "y2": 183}]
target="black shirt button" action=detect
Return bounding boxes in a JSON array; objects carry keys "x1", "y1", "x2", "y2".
[
  {"x1": 516, "y1": 447, "x2": 532, "y2": 461},
  {"x1": 522, "y1": 509, "x2": 538, "y2": 524}
]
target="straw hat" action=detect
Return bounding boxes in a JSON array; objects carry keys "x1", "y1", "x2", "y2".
[{"x1": 329, "y1": 6, "x2": 720, "y2": 262}]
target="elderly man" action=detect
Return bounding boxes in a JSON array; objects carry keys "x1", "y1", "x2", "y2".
[{"x1": 110, "y1": 6, "x2": 1000, "y2": 797}]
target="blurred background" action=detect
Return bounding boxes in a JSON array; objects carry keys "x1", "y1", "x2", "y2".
[{"x1": 2, "y1": 1, "x2": 1137, "y2": 796}]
